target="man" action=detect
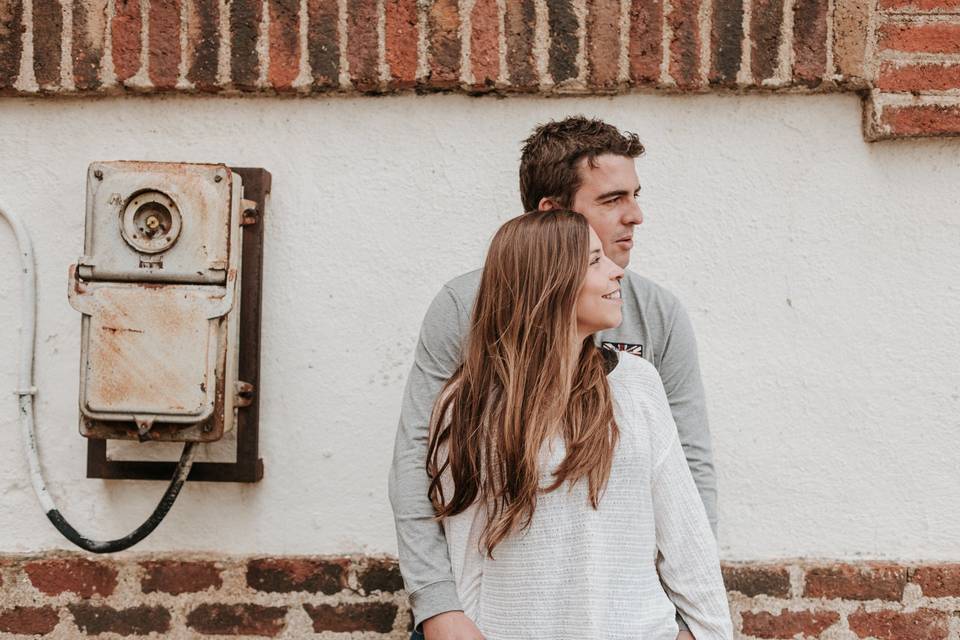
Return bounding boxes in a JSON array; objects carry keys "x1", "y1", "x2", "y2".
[{"x1": 389, "y1": 116, "x2": 716, "y2": 640}]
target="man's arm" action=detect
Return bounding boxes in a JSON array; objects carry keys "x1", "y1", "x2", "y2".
[
  {"x1": 659, "y1": 301, "x2": 717, "y2": 535},
  {"x1": 388, "y1": 285, "x2": 468, "y2": 629}
]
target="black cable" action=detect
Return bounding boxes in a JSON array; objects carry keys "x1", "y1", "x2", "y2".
[{"x1": 42, "y1": 442, "x2": 197, "y2": 553}]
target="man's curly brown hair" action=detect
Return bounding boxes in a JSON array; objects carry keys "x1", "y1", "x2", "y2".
[{"x1": 519, "y1": 116, "x2": 645, "y2": 212}]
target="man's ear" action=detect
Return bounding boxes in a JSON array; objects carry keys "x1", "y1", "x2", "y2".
[{"x1": 538, "y1": 197, "x2": 560, "y2": 211}]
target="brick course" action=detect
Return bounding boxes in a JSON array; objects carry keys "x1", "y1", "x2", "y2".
[
  {"x1": 24, "y1": 557, "x2": 118, "y2": 598},
  {"x1": 140, "y1": 560, "x2": 223, "y2": 595},
  {"x1": 740, "y1": 609, "x2": 840, "y2": 638},
  {"x1": 2, "y1": 555, "x2": 960, "y2": 638},
  {"x1": 803, "y1": 563, "x2": 907, "y2": 601},
  {"x1": 0, "y1": 1, "x2": 957, "y2": 135}
]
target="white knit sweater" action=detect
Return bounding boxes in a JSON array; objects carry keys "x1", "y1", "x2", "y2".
[{"x1": 440, "y1": 352, "x2": 733, "y2": 640}]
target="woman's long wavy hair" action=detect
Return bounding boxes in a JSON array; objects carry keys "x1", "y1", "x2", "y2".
[{"x1": 426, "y1": 210, "x2": 619, "y2": 556}]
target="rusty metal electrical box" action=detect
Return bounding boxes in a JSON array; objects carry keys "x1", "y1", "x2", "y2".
[{"x1": 68, "y1": 162, "x2": 259, "y2": 447}]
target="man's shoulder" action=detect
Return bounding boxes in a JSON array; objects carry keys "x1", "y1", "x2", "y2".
[
  {"x1": 621, "y1": 270, "x2": 686, "y2": 321},
  {"x1": 441, "y1": 268, "x2": 483, "y2": 304},
  {"x1": 622, "y1": 270, "x2": 681, "y2": 306}
]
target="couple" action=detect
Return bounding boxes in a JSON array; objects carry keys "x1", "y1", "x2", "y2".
[{"x1": 389, "y1": 117, "x2": 732, "y2": 640}]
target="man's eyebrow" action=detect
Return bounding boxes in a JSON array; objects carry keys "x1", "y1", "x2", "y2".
[{"x1": 595, "y1": 189, "x2": 629, "y2": 201}]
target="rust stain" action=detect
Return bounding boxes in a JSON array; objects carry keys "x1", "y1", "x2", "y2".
[{"x1": 101, "y1": 325, "x2": 144, "y2": 334}]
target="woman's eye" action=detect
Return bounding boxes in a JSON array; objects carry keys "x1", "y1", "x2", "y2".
[{"x1": 590, "y1": 257, "x2": 600, "y2": 265}]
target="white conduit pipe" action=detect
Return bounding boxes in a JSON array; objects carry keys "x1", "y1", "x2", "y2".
[{"x1": 2, "y1": 199, "x2": 196, "y2": 553}]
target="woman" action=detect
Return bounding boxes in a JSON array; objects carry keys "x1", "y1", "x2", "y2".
[{"x1": 424, "y1": 210, "x2": 732, "y2": 639}]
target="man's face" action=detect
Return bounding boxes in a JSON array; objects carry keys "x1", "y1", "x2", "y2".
[{"x1": 567, "y1": 154, "x2": 643, "y2": 269}]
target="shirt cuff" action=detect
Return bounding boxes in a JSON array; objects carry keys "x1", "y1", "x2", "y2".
[{"x1": 410, "y1": 580, "x2": 463, "y2": 630}]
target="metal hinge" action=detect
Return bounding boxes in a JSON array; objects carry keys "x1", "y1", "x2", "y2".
[
  {"x1": 235, "y1": 381, "x2": 255, "y2": 407},
  {"x1": 240, "y1": 199, "x2": 259, "y2": 226}
]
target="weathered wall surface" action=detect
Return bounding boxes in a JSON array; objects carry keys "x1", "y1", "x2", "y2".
[
  {"x1": 0, "y1": 93, "x2": 959, "y2": 638},
  {"x1": 1, "y1": 93, "x2": 959, "y2": 558},
  {"x1": 0, "y1": 0, "x2": 959, "y2": 138}
]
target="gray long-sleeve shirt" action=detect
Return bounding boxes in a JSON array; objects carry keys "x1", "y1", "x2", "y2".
[{"x1": 388, "y1": 268, "x2": 717, "y2": 629}]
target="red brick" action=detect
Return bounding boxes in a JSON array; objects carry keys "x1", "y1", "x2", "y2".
[
  {"x1": 793, "y1": 0, "x2": 829, "y2": 87},
  {"x1": 878, "y1": 62, "x2": 960, "y2": 91},
  {"x1": 547, "y1": 0, "x2": 578, "y2": 83},
  {"x1": 752, "y1": 0, "x2": 782, "y2": 82},
  {"x1": 881, "y1": 103, "x2": 960, "y2": 136},
  {"x1": 186, "y1": 0, "x2": 219, "y2": 90},
  {"x1": 741, "y1": 609, "x2": 840, "y2": 639},
  {"x1": 268, "y1": 0, "x2": 299, "y2": 89},
  {"x1": 307, "y1": 0, "x2": 338, "y2": 88},
  {"x1": 33, "y1": 0, "x2": 62, "y2": 88},
  {"x1": 357, "y1": 557, "x2": 404, "y2": 594},
  {"x1": 385, "y1": 0, "x2": 417, "y2": 89},
  {"x1": 0, "y1": 0, "x2": 23, "y2": 90},
  {"x1": 667, "y1": 0, "x2": 701, "y2": 88},
  {"x1": 848, "y1": 608, "x2": 949, "y2": 640},
  {"x1": 303, "y1": 603, "x2": 398, "y2": 633},
  {"x1": 69, "y1": 604, "x2": 170, "y2": 635},
  {"x1": 0, "y1": 606, "x2": 59, "y2": 635},
  {"x1": 347, "y1": 0, "x2": 378, "y2": 91},
  {"x1": 878, "y1": 22, "x2": 960, "y2": 54},
  {"x1": 880, "y1": 0, "x2": 960, "y2": 10},
  {"x1": 231, "y1": 0, "x2": 263, "y2": 89},
  {"x1": 428, "y1": 0, "x2": 460, "y2": 88},
  {"x1": 505, "y1": 0, "x2": 536, "y2": 89},
  {"x1": 587, "y1": 0, "x2": 621, "y2": 90},
  {"x1": 25, "y1": 557, "x2": 118, "y2": 598},
  {"x1": 141, "y1": 560, "x2": 222, "y2": 595},
  {"x1": 187, "y1": 603, "x2": 287, "y2": 637},
  {"x1": 246, "y1": 557, "x2": 348, "y2": 594},
  {"x1": 469, "y1": 0, "x2": 498, "y2": 89},
  {"x1": 112, "y1": 0, "x2": 141, "y2": 83},
  {"x1": 149, "y1": 0, "x2": 181, "y2": 89},
  {"x1": 72, "y1": 0, "x2": 108, "y2": 90},
  {"x1": 722, "y1": 564, "x2": 792, "y2": 597},
  {"x1": 709, "y1": 0, "x2": 742, "y2": 86},
  {"x1": 803, "y1": 563, "x2": 906, "y2": 601},
  {"x1": 629, "y1": 0, "x2": 662, "y2": 84},
  {"x1": 911, "y1": 564, "x2": 960, "y2": 597}
]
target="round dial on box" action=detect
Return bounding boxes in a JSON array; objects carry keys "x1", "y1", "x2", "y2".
[{"x1": 120, "y1": 191, "x2": 183, "y2": 254}]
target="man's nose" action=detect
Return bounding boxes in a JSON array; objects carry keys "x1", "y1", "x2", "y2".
[{"x1": 624, "y1": 200, "x2": 643, "y2": 226}]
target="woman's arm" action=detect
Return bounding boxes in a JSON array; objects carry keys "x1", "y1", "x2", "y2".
[{"x1": 647, "y1": 379, "x2": 733, "y2": 640}]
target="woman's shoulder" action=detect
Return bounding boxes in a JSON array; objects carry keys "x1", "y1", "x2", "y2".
[
  {"x1": 608, "y1": 349, "x2": 660, "y2": 390},
  {"x1": 607, "y1": 350, "x2": 674, "y2": 434}
]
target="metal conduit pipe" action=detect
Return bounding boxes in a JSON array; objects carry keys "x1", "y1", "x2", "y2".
[{"x1": 2, "y1": 199, "x2": 197, "y2": 553}]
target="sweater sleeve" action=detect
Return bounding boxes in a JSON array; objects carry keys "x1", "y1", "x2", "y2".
[
  {"x1": 659, "y1": 298, "x2": 717, "y2": 535},
  {"x1": 387, "y1": 285, "x2": 468, "y2": 628},
  {"x1": 646, "y1": 373, "x2": 733, "y2": 640}
]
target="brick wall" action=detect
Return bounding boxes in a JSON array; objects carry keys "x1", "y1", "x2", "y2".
[
  {"x1": 0, "y1": 0, "x2": 957, "y2": 139},
  {"x1": 2, "y1": 555, "x2": 960, "y2": 638}
]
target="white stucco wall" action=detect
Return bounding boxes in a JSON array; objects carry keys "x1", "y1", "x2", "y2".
[{"x1": 0, "y1": 94, "x2": 958, "y2": 560}]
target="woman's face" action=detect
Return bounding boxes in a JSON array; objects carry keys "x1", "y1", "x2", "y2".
[{"x1": 576, "y1": 227, "x2": 625, "y2": 340}]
